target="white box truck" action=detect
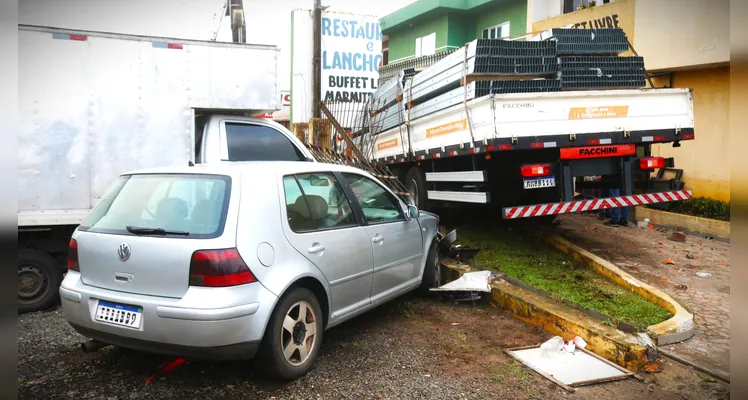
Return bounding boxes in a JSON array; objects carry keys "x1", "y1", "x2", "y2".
[{"x1": 18, "y1": 25, "x2": 315, "y2": 312}]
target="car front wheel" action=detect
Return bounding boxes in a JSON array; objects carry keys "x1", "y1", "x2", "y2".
[{"x1": 256, "y1": 287, "x2": 323, "y2": 381}]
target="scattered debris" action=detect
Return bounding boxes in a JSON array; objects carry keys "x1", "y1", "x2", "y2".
[
  {"x1": 643, "y1": 361, "x2": 663, "y2": 373},
  {"x1": 695, "y1": 272, "x2": 712, "y2": 278},
  {"x1": 686, "y1": 252, "x2": 696, "y2": 259},
  {"x1": 668, "y1": 231, "x2": 687, "y2": 243},
  {"x1": 430, "y1": 270, "x2": 492, "y2": 294},
  {"x1": 506, "y1": 344, "x2": 633, "y2": 391},
  {"x1": 674, "y1": 284, "x2": 688, "y2": 290},
  {"x1": 663, "y1": 259, "x2": 676, "y2": 265}
]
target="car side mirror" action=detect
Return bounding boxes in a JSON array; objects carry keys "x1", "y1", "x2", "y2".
[{"x1": 407, "y1": 205, "x2": 419, "y2": 219}]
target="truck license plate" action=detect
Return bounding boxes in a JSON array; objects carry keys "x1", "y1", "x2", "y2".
[
  {"x1": 524, "y1": 176, "x2": 555, "y2": 189},
  {"x1": 95, "y1": 300, "x2": 142, "y2": 328}
]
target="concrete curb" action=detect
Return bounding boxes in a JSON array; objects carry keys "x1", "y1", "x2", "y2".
[
  {"x1": 539, "y1": 233, "x2": 695, "y2": 346},
  {"x1": 439, "y1": 258, "x2": 649, "y2": 371},
  {"x1": 635, "y1": 207, "x2": 730, "y2": 239}
]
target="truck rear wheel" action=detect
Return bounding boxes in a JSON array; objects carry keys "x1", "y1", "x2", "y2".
[
  {"x1": 18, "y1": 250, "x2": 63, "y2": 313},
  {"x1": 405, "y1": 166, "x2": 427, "y2": 209}
]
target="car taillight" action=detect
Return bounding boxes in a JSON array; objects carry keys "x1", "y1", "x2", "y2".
[
  {"x1": 640, "y1": 157, "x2": 665, "y2": 170},
  {"x1": 67, "y1": 239, "x2": 79, "y2": 271},
  {"x1": 189, "y1": 248, "x2": 257, "y2": 287},
  {"x1": 521, "y1": 164, "x2": 552, "y2": 178}
]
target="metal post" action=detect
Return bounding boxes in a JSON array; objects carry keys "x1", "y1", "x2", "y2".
[
  {"x1": 561, "y1": 162, "x2": 574, "y2": 201},
  {"x1": 312, "y1": 0, "x2": 322, "y2": 119}
]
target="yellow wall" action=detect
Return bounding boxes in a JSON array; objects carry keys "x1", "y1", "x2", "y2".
[
  {"x1": 633, "y1": 0, "x2": 729, "y2": 72},
  {"x1": 651, "y1": 67, "x2": 730, "y2": 201},
  {"x1": 531, "y1": 0, "x2": 731, "y2": 202}
]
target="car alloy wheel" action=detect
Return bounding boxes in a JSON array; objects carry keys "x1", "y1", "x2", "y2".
[{"x1": 281, "y1": 301, "x2": 317, "y2": 366}]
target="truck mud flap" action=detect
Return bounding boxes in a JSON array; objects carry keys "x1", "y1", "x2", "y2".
[{"x1": 502, "y1": 189, "x2": 692, "y2": 219}]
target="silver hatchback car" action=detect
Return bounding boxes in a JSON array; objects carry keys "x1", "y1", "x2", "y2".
[{"x1": 60, "y1": 161, "x2": 441, "y2": 380}]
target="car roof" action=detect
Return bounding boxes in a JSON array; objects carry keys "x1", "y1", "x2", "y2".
[{"x1": 120, "y1": 161, "x2": 375, "y2": 178}]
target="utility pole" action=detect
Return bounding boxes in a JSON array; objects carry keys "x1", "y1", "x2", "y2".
[{"x1": 311, "y1": 0, "x2": 322, "y2": 119}]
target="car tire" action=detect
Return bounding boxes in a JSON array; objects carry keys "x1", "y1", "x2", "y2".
[
  {"x1": 419, "y1": 240, "x2": 440, "y2": 294},
  {"x1": 405, "y1": 166, "x2": 427, "y2": 210},
  {"x1": 18, "y1": 250, "x2": 63, "y2": 314},
  {"x1": 256, "y1": 287, "x2": 324, "y2": 381}
]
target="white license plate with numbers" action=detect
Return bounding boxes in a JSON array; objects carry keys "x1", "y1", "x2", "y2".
[
  {"x1": 95, "y1": 300, "x2": 143, "y2": 328},
  {"x1": 524, "y1": 177, "x2": 556, "y2": 189}
]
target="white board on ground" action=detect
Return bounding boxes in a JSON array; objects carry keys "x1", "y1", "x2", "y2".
[{"x1": 507, "y1": 347, "x2": 630, "y2": 386}]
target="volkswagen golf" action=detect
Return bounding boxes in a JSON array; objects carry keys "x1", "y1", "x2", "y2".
[{"x1": 60, "y1": 161, "x2": 441, "y2": 380}]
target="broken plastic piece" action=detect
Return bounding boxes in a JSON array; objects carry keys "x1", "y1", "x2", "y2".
[
  {"x1": 573, "y1": 336, "x2": 587, "y2": 349},
  {"x1": 430, "y1": 271, "x2": 492, "y2": 293},
  {"x1": 663, "y1": 259, "x2": 676, "y2": 265},
  {"x1": 564, "y1": 340, "x2": 576, "y2": 353},
  {"x1": 540, "y1": 336, "x2": 565, "y2": 358}
]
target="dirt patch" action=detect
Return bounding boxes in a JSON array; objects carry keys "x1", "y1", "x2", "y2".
[
  {"x1": 552, "y1": 213, "x2": 730, "y2": 377},
  {"x1": 390, "y1": 296, "x2": 729, "y2": 399}
]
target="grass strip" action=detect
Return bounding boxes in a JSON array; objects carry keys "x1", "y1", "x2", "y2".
[{"x1": 454, "y1": 224, "x2": 673, "y2": 330}]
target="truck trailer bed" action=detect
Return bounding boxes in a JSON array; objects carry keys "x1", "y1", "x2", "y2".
[{"x1": 370, "y1": 88, "x2": 694, "y2": 163}]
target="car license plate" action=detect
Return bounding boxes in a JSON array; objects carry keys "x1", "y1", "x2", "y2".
[
  {"x1": 95, "y1": 300, "x2": 143, "y2": 328},
  {"x1": 524, "y1": 176, "x2": 555, "y2": 189}
]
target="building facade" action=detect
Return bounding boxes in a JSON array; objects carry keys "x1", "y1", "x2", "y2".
[
  {"x1": 529, "y1": 0, "x2": 730, "y2": 201},
  {"x1": 380, "y1": 0, "x2": 528, "y2": 65}
]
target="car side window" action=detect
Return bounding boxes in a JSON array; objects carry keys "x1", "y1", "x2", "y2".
[
  {"x1": 225, "y1": 123, "x2": 307, "y2": 162},
  {"x1": 341, "y1": 172, "x2": 404, "y2": 224},
  {"x1": 282, "y1": 173, "x2": 357, "y2": 233}
]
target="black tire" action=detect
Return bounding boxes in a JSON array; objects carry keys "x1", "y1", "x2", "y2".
[
  {"x1": 18, "y1": 250, "x2": 63, "y2": 313},
  {"x1": 419, "y1": 240, "x2": 440, "y2": 294},
  {"x1": 405, "y1": 166, "x2": 427, "y2": 209},
  {"x1": 256, "y1": 287, "x2": 324, "y2": 381}
]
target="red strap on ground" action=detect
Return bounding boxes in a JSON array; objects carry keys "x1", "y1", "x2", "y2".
[{"x1": 145, "y1": 357, "x2": 187, "y2": 383}]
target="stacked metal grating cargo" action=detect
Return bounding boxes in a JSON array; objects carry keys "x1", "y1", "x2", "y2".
[
  {"x1": 377, "y1": 49, "x2": 458, "y2": 86},
  {"x1": 474, "y1": 79, "x2": 561, "y2": 95},
  {"x1": 472, "y1": 56, "x2": 558, "y2": 74},
  {"x1": 558, "y1": 55, "x2": 646, "y2": 89},
  {"x1": 403, "y1": 39, "x2": 558, "y2": 105},
  {"x1": 546, "y1": 28, "x2": 629, "y2": 55}
]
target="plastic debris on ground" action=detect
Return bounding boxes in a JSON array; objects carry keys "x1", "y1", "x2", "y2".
[
  {"x1": 430, "y1": 270, "x2": 493, "y2": 293},
  {"x1": 695, "y1": 272, "x2": 712, "y2": 278},
  {"x1": 507, "y1": 337, "x2": 632, "y2": 390}
]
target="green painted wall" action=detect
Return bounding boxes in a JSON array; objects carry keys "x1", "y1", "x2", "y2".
[
  {"x1": 384, "y1": 0, "x2": 527, "y2": 64},
  {"x1": 387, "y1": 11, "x2": 449, "y2": 62},
  {"x1": 446, "y1": 13, "x2": 474, "y2": 49},
  {"x1": 472, "y1": 0, "x2": 527, "y2": 38}
]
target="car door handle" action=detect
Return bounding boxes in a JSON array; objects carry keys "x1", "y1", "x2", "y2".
[
  {"x1": 372, "y1": 234, "x2": 384, "y2": 244},
  {"x1": 308, "y1": 244, "x2": 325, "y2": 254}
]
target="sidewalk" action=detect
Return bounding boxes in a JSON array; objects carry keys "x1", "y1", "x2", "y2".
[{"x1": 552, "y1": 213, "x2": 730, "y2": 378}]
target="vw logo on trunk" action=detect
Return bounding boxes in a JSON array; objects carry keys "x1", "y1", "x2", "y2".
[{"x1": 117, "y1": 243, "x2": 131, "y2": 262}]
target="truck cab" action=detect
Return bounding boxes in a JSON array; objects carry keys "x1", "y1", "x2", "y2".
[{"x1": 194, "y1": 114, "x2": 315, "y2": 164}]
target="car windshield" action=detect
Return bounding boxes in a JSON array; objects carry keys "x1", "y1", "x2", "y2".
[{"x1": 79, "y1": 174, "x2": 231, "y2": 238}]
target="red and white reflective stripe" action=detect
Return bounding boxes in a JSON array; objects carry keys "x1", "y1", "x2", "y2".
[
  {"x1": 531, "y1": 141, "x2": 557, "y2": 149},
  {"x1": 587, "y1": 138, "x2": 612, "y2": 145},
  {"x1": 503, "y1": 190, "x2": 692, "y2": 219}
]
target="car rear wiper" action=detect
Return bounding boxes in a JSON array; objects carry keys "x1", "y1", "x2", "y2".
[{"x1": 126, "y1": 226, "x2": 190, "y2": 236}]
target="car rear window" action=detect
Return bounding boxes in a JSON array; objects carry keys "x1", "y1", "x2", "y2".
[{"x1": 79, "y1": 174, "x2": 231, "y2": 238}]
